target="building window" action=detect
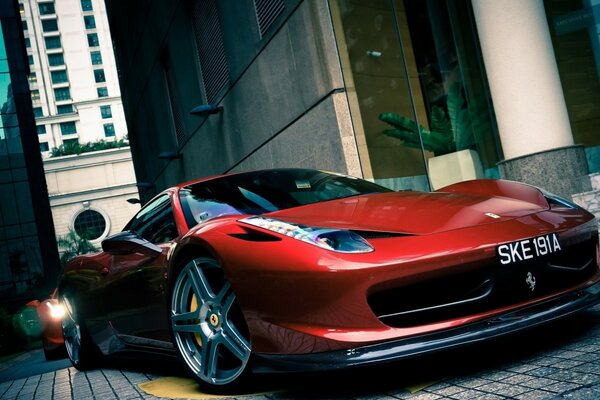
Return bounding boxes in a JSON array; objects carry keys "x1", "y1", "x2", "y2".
[
  {"x1": 24, "y1": 37, "x2": 30, "y2": 48},
  {"x1": 37, "y1": 125, "x2": 46, "y2": 135},
  {"x1": 81, "y1": 0, "x2": 93, "y2": 11},
  {"x1": 39, "y1": 142, "x2": 49, "y2": 152},
  {"x1": 44, "y1": 36, "x2": 61, "y2": 50},
  {"x1": 38, "y1": 2, "x2": 55, "y2": 15},
  {"x1": 60, "y1": 121, "x2": 77, "y2": 135},
  {"x1": 27, "y1": 55, "x2": 33, "y2": 65},
  {"x1": 97, "y1": 87, "x2": 108, "y2": 97},
  {"x1": 100, "y1": 105, "x2": 112, "y2": 119},
  {"x1": 48, "y1": 53, "x2": 64, "y2": 66},
  {"x1": 22, "y1": 20, "x2": 27, "y2": 31},
  {"x1": 103, "y1": 123, "x2": 115, "y2": 137},
  {"x1": 84, "y1": 15, "x2": 95, "y2": 29},
  {"x1": 87, "y1": 33, "x2": 99, "y2": 47},
  {"x1": 28, "y1": 73, "x2": 37, "y2": 84},
  {"x1": 93, "y1": 69, "x2": 105, "y2": 83},
  {"x1": 90, "y1": 51, "x2": 102, "y2": 65},
  {"x1": 51, "y1": 69, "x2": 68, "y2": 84},
  {"x1": 57, "y1": 104, "x2": 73, "y2": 114},
  {"x1": 30, "y1": 90, "x2": 40, "y2": 101},
  {"x1": 73, "y1": 209, "x2": 106, "y2": 240},
  {"x1": 54, "y1": 87, "x2": 71, "y2": 101},
  {"x1": 33, "y1": 107, "x2": 43, "y2": 117},
  {"x1": 41, "y1": 19, "x2": 58, "y2": 32}
]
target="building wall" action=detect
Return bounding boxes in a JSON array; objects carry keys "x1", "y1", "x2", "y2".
[
  {"x1": 43, "y1": 147, "x2": 140, "y2": 247},
  {"x1": 105, "y1": 0, "x2": 360, "y2": 198},
  {"x1": 104, "y1": 0, "x2": 600, "y2": 210}
]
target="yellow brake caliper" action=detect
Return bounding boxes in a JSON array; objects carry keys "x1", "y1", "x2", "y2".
[{"x1": 190, "y1": 294, "x2": 202, "y2": 347}]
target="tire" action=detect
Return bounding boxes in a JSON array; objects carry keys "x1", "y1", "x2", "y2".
[
  {"x1": 170, "y1": 256, "x2": 252, "y2": 394},
  {"x1": 60, "y1": 294, "x2": 99, "y2": 370}
]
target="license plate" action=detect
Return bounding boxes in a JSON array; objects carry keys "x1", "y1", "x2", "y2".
[{"x1": 497, "y1": 233, "x2": 562, "y2": 265}]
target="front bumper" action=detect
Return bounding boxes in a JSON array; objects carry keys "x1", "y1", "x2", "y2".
[{"x1": 251, "y1": 279, "x2": 600, "y2": 373}]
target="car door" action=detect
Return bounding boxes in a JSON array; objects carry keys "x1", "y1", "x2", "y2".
[{"x1": 99, "y1": 193, "x2": 180, "y2": 348}]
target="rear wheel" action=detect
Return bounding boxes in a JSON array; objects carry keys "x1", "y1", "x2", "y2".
[
  {"x1": 60, "y1": 295, "x2": 98, "y2": 370},
  {"x1": 170, "y1": 256, "x2": 251, "y2": 394}
]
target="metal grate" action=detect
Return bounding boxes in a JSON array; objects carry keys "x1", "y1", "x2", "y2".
[
  {"x1": 191, "y1": 0, "x2": 229, "y2": 104},
  {"x1": 253, "y1": 0, "x2": 284, "y2": 38},
  {"x1": 163, "y1": 54, "x2": 185, "y2": 146}
]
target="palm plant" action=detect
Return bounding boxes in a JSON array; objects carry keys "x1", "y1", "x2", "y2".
[
  {"x1": 379, "y1": 81, "x2": 480, "y2": 156},
  {"x1": 56, "y1": 229, "x2": 97, "y2": 266}
]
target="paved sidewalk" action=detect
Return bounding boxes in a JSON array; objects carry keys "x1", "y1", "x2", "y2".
[
  {"x1": 0, "y1": 368, "x2": 162, "y2": 400},
  {"x1": 3, "y1": 306, "x2": 600, "y2": 399}
]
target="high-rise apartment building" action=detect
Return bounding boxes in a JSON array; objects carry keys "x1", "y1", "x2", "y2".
[{"x1": 20, "y1": 0, "x2": 128, "y2": 154}]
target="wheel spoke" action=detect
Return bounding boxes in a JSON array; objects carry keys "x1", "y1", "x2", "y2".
[
  {"x1": 215, "y1": 281, "x2": 232, "y2": 306},
  {"x1": 200, "y1": 335, "x2": 219, "y2": 381},
  {"x1": 221, "y1": 322, "x2": 251, "y2": 361},
  {"x1": 188, "y1": 260, "x2": 214, "y2": 301},
  {"x1": 171, "y1": 309, "x2": 200, "y2": 323}
]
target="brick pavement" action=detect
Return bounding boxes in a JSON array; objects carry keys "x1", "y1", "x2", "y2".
[{"x1": 3, "y1": 305, "x2": 600, "y2": 399}]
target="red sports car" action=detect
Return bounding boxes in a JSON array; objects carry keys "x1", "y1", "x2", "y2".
[{"x1": 57, "y1": 168, "x2": 600, "y2": 393}]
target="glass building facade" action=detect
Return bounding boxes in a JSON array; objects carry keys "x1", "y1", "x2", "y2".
[
  {"x1": 0, "y1": 0, "x2": 60, "y2": 308},
  {"x1": 332, "y1": 0, "x2": 600, "y2": 191}
]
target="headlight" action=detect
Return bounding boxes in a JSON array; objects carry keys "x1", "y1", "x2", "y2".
[
  {"x1": 46, "y1": 301, "x2": 65, "y2": 319},
  {"x1": 239, "y1": 216, "x2": 374, "y2": 253}
]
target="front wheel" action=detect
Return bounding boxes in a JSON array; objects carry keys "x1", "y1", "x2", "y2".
[
  {"x1": 170, "y1": 256, "x2": 252, "y2": 394},
  {"x1": 60, "y1": 295, "x2": 98, "y2": 370}
]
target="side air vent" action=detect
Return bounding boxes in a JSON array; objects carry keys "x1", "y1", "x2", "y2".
[
  {"x1": 253, "y1": 0, "x2": 284, "y2": 38},
  {"x1": 351, "y1": 231, "x2": 409, "y2": 239}
]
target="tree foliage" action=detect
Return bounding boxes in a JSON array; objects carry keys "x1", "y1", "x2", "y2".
[
  {"x1": 50, "y1": 138, "x2": 129, "y2": 158},
  {"x1": 379, "y1": 81, "x2": 487, "y2": 156},
  {"x1": 56, "y1": 229, "x2": 97, "y2": 266}
]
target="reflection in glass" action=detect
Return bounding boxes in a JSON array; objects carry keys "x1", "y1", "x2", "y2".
[{"x1": 333, "y1": 0, "x2": 502, "y2": 191}]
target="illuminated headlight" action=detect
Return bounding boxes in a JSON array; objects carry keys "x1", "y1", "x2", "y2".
[
  {"x1": 239, "y1": 216, "x2": 374, "y2": 253},
  {"x1": 46, "y1": 301, "x2": 65, "y2": 319}
]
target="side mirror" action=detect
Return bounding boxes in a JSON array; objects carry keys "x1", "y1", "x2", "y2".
[{"x1": 101, "y1": 231, "x2": 163, "y2": 258}]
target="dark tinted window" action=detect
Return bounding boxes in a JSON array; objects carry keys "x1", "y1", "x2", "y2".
[
  {"x1": 125, "y1": 194, "x2": 178, "y2": 244},
  {"x1": 179, "y1": 169, "x2": 392, "y2": 228}
]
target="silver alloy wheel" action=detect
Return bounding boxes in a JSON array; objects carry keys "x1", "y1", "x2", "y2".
[
  {"x1": 171, "y1": 257, "x2": 251, "y2": 387},
  {"x1": 61, "y1": 296, "x2": 81, "y2": 366}
]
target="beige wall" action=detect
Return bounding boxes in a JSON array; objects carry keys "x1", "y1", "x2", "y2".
[{"x1": 44, "y1": 147, "x2": 140, "y2": 246}]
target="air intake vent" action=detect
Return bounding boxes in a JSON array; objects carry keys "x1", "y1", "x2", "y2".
[
  {"x1": 191, "y1": 0, "x2": 229, "y2": 104},
  {"x1": 254, "y1": 0, "x2": 284, "y2": 38}
]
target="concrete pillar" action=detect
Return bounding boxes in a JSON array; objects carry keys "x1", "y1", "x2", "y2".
[{"x1": 471, "y1": 0, "x2": 590, "y2": 198}]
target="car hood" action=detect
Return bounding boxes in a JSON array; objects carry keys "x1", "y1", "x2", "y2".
[{"x1": 269, "y1": 191, "x2": 548, "y2": 235}]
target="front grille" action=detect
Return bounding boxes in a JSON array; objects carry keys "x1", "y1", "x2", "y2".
[{"x1": 368, "y1": 234, "x2": 599, "y2": 328}]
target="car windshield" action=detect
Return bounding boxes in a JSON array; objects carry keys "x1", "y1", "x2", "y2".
[{"x1": 179, "y1": 169, "x2": 392, "y2": 228}]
